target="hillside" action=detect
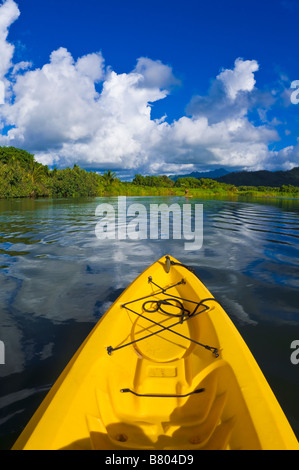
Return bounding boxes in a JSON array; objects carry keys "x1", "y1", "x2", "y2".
[
  {"x1": 216, "y1": 167, "x2": 299, "y2": 187},
  {"x1": 170, "y1": 168, "x2": 229, "y2": 181}
]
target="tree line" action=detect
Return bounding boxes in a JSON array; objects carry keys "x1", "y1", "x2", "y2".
[
  {"x1": 0, "y1": 147, "x2": 116, "y2": 198},
  {"x1": 132, "y1": 174, "x2": 299, "y2": 195},
  {"x1": 0, "y1": 146, "x2": 298, "y2": 199}
]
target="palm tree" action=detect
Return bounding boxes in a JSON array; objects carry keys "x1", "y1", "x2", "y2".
[
  {"x1": 102, "y1": 170, "x2": 117, "y2": 185},
  {"x1": 28, "y1": 161, "x2": 45, "y2": 184}
]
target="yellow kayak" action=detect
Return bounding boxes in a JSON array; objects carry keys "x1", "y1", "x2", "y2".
[{"x1": 12, "y1": 255, "x2": 299, "y2": 450}]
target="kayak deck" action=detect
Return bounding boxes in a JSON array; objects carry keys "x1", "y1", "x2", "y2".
[{"x1": 13, "y1": 256, "x2": 299, "y2": 450}]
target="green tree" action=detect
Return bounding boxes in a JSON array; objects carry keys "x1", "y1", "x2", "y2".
[
  {"x1": 102, "y1": 170, "x2": 117, "y2": 185},
  {"x1": 0, "y1": 146, "x2": 35, "y2": 170}
]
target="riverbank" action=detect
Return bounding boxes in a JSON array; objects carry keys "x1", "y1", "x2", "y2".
[
  {"x1": 1, "y1": 146, "x2": 299, "y2": 200},
  {"x1": 101, "y1": 183, "x2": 299, "y2": 200},
  {"x1": 2, "y1": 170, "x2": 299, "y2": 201}
]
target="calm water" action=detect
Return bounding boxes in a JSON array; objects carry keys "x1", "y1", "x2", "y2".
[{"x1": 0, "y1": 195, "x2": 298, "y2": 449}]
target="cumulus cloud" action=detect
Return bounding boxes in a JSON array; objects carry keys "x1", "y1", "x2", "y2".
[
  {"x1": 146, "y1": 115, "x2": 278, "y2": 174},
  {"x1": 4, "y1": 47, "x2": 107, "y2": 150},
  {"x1": 145, "y1": 58, "x2": 280, "y2": 173},
  {"x1": 0, "y1": 0, "x2": 297, "y2": 174},
  {"x1": 0, "y1": 81, "x2": 4, "y2": 105},
  {"x1": 186, "y1": 58, "x2": 275, "y2": 125},
  {"x1": 0, "y1": 0, "x2": 20, "y2": 78},
  {"x1": 217, "y1": 58, "x2": 259, "y2": 100},
  {"x1": 0, "y1": 0, "x2": 20, "y2": 105},
  {"x1": 133, "y1": 57, "x2": 180, "y2": 91},
  {"x1": 3, "y1": 51, "x2": 170, "y2": 168}
]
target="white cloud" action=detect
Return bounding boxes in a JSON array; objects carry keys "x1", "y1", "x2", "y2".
[
  {"x1": 12, "y1": 61, "x2": 32, "y2": 76},
  {"x1": 186, "y1": 62, "x2": 275, "y2": 126},
  {"x1": 0, "y1": 0, "x2": 20, "y2": 106},
  {"x1": 0, "y1": 0, "x2": 20, "y2": 78},
  {"x1": 76, "y1": 52, "x2": 105, "y2": 82},
  {"x1": 133, "y1": 57, "x2": 180, "y2": 90},
  {"x1": 2, "y1": 44, "x2": 173, "y2": 168},
  {"x1": 265, "y1": 143, "x2": 299, "y2": 171},
  {"x1": 0, "y1": 0, "x2": 297, "y2": 175},
  {"x1": 144, "y1": 114, "x2": 279, "y2": 173},
  {"x1": 0, "y1": 81, "x2": 4, "y2": 104},
  {"x1": 217, "y1": 58, "x2": 259, "y2": 100},
  {"x1": 3, "y1": 47, "x2": 106, "y2": 149}
]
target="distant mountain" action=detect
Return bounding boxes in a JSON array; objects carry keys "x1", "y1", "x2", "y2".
[
  {"x1": 171, "y1": 168, "x2": 230, "y2": 181},
  {"x1": 216, "y1": 167, "x2": 299, "y2": 187}
]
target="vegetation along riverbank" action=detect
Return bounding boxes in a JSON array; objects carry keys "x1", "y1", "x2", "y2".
[{"x1": 0, "y1": 146, "x2": 299, "y2": 200}]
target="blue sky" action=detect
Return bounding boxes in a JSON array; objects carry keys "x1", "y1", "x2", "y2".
[{"x1": 0, "y1": 0, "x2": 298, "y2": 176}]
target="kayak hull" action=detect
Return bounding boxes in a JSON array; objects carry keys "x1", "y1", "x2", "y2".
[{"x1": 12, "y1": 256, "x2": 299, "y2": 450}]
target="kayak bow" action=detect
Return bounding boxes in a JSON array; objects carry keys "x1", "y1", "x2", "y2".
[{"x1": 12, "y1": 256, "x2": 299, "y2": 450}]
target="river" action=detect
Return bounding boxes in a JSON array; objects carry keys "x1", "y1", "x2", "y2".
[{"x1": 0, "y1": 195, "x2": 298, "y2": 449}]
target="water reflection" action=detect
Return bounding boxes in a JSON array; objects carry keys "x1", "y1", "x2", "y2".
[{"x1": 0, "y1": 196, "x2": 299, "y2": 447}]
